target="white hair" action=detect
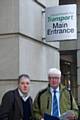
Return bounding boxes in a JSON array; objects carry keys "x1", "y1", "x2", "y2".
[{"x1": 48, "y1": 68, "x2": 61, "y2": 77}]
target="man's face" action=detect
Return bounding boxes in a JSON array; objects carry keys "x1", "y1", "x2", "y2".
[
  {"x1": 48, "y1": 75, "x2": 60, "y2": 89},
  {"x1": 18, "y1": 78, "x2": 30, "y2": 95}
]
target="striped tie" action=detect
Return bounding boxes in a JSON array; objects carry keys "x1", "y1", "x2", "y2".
[{"x1": 52, "y1": 90, "x2": 59, "y2": 117}]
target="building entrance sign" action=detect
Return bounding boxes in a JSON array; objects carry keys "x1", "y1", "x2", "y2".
[{"x1": 45, "y1": 4, "x2": 77, "y2": 42}]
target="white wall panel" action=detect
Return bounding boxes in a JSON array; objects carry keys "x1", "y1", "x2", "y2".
[
  {"x1": 19, "y1": 36, "x2": 60, "y2": 81},
  {"x1": 0, "y1": 35, "x2": 19, "y2": 79},
  {"x1": 0, "y1": 0, "x2": 19, "y2": 34},
  {"x1": 19, "y1": 0, "x2": 42, "y2": 40}
]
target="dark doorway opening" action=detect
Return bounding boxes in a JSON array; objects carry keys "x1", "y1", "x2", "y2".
[{"x1": 60, "y1": 51, "x2": 77, "y2": 101}]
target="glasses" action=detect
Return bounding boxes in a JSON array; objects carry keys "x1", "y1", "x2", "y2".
[{"x1": 48, "y1": 76, "x2": 60, "y2": 80}]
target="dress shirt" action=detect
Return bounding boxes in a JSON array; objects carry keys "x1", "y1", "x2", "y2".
[
  {"x1": 18, "y1": 89, "x2": 29, "y2": 102},
  {"x1": 50, "y1": 87, "x2": 61, "y2": 117}
]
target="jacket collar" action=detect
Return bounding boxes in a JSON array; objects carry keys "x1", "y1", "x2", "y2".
[{"x1": 48, "y1": 84, "x2": 66, "y2": 93}]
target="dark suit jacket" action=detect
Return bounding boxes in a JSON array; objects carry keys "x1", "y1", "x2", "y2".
[{"x1": 0, "y1": 88, "x2": 33, "y2": 120}]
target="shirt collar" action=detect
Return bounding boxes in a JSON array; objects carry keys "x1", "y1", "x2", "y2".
[
  {"x1": 50, "y1": 86, "x2": 59, "y2": 93},
  {"x1": 18, "y1": 89, "x2": 29, "y2": 101}
]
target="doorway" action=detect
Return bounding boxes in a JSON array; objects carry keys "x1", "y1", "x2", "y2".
[{"x1": 60, "y1": 51, "x2": 77, "y2": 101}]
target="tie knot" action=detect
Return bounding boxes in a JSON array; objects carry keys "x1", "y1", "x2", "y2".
[{"x1": 53, "y1": 90, "x2": 57, "y2": 93}]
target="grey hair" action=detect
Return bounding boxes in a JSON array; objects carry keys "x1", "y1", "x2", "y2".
[{"x1": 18, "y1": 74, "x2": 30, "y2": 83}]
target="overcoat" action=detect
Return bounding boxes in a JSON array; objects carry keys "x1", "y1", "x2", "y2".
[
  {"x1": 33, "y1": 84, "x2": 78, "y2": 120},
  {"x1": 0, "y1": 88, "x2": 33, "y2": 120}
]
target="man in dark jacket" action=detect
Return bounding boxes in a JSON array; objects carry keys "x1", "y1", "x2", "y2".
[{"x1": 0, "y1": 74, "x2": 33, "y2": 120}]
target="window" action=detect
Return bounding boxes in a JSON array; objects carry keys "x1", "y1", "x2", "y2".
[{"x1": 59, "y1": 0, "x2": 76, "y2": 5}]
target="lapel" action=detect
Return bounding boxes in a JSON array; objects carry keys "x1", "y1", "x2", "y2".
[{"x1": 14, "y1": 89, "x2": 23, "y2": 117}]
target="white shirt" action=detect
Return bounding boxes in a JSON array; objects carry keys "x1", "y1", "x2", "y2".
[
  {"x1": 50, "y1": 87, "x2": 61, "y2": 117},
  {"x1": 18, "y1": 89, "x2": 29, "y2": 102}
]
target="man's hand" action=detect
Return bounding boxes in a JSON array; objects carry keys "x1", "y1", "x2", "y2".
[
  {"x1": 60, "y1": 110, "x2": 77, "y2": 120},
  {"x1": 67, "y1": 114, "x2": 77, "y2": 120},
  {"x1": 41, "y1": 118, "x2": 44, "y2": 120}
]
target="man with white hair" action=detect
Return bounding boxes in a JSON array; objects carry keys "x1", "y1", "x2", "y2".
[{"x1": 33, "y1": 68, "x2": 78, "y2": 120}]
